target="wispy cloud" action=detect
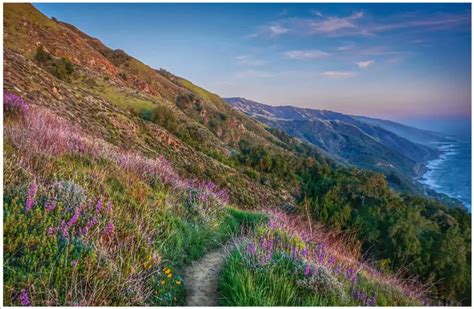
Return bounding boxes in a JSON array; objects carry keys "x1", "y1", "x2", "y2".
[
  {"x1": 236, "y1": 55, "x2": 267, "y2": 67},
  {"x1": 285, "y1": 49, "x2": 330, "y2": 60},
  {"x1": 308, "y1": 11, "x2": 365, "y2": 36},
  {"x1": 250, "y1": 10, "x2": 470, "y2": 39},
  {"x1": 321, "y1": 71, "x2": 356, "y2": 78},
  {"x1": 356, "y1": 60, "x2": 375, "y2": 68}
]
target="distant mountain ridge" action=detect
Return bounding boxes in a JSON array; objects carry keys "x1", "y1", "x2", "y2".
[{"x1": 225, "y1": 97, "x2": 445, "y2": 192}]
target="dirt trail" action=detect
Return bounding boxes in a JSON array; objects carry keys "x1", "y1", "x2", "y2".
[{"x1": 183, "y1": 241, "x2": 235, "y2": 306}]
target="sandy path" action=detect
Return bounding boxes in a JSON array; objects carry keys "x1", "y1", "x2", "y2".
[{"x1": 183, "y1": 241, "x2": 235, "y2": 306}]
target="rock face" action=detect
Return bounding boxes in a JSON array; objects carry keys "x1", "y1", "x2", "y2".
[{"x1": 226, "y1": 97, "x2": 443, "y2": 193}]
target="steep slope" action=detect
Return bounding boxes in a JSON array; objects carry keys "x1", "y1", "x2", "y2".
[
  {"x1": 3, "y1": 4, "x2": 470, "y2": 306},
  {"x1": 4, "y1": 3, "x2": 296, "y2": 209},
  {"x1": 226, "y1": 97, "x2": 439, "y2": 192}
]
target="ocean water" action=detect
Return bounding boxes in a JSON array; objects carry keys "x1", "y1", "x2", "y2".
[{"x1": 419, "y1": 141, "x2": 471, "y2": 211}]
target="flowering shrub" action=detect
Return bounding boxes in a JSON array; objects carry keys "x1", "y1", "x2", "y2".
[{"x1": 50, "y1": 181, "x2": 87, "y2": 213}]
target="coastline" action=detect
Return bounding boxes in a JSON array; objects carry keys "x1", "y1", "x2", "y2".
[{"x1": 417, "y1": 141, "x2": 471, "y2": 211}]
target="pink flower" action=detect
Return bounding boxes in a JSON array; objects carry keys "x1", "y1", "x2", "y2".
[
  {"x1": 44, "y1": 200, "x2": 56, "y2": 211},
  {"x1": 103, "y1": 219, "x2": 114, "y2": 237},
  {"x1": 95, "y1": 199, "x2": 103, "y2": 213},
  {"x1": 106, "y1": 201, "x2": 112, "y2": 213},
  {"x1": 25, "y1": 182, "x2": 37, "y2": 211},
  {"x1": 66, "y1": 208, "x2": 81, "y2": 227},
  {"x1": 18, "y1": 289, "x2": 30, "y2": 306}
]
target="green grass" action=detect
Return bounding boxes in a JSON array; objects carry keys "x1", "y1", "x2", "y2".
[
  {"x1": 2, "y1": 132, "x2": 260, "y2": 306},
  {"x1": 92, "y1": 80, "x2": 158, "y2": 113}
]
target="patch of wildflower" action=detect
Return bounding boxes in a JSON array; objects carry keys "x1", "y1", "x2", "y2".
[
  {"x1": 4, "y1": 92, "x2": 29, "y2": 115},
  {"x1": 18, "y1": 289, "x2": 31, "y2": 306},
  {"x1": 102, "y1": 219, "x2": 114, "y2": 237}
]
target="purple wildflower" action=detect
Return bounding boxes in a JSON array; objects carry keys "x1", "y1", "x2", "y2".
[
  {"x1": 301, "y1": 247, "x2": 309, "y2": 258},
  {"x1": 304, "y1": 264, "x2": 311, "y2": 276},
  {"x1": 95, "y1": 199, "x2": 103, "y2": 213},
  {"x1": 79, "y1": 216, "x2": 98, "y2": 235},
  {"x1": 60, "y1": 221, "x2": 69, "y2": 238},
  {"x1": 66, "y1": 208, "x2": 81, "y2": 227},
  {"x1": 247, "y1": 243, "x2": 256, "y2": 256},
  {"x1": 106, "y1": 201, "x2": 112, "y2": 213},
  {"x1": 18, "y1": 289, "x2": 30, "y2": 306},
  {"x1": 71, "y1": 260, "x2": 78, "y2": 267},
  {"x1": 4, "y1": 92, "x2": 29, "y2": 115},
  {"x1": 44, "y1": 200, "x2": 56, "y2": 211},
  {"x1": 366, "y1": 295, "x2": 377, "y2": 306},
  {"x1": 25, "y1": 182, "x2": 37, "y2": 211},
  {"x1": 103, "y1": 219, "x2": 114, "y2": 237}
]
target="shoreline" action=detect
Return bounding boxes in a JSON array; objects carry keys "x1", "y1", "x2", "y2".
[{"x1": 417, "y1": 141, "x2": 471, "y2": 211}]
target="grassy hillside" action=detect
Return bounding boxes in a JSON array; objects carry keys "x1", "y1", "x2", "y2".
[{"x1": 3, "y1": 3, "x2": 471, "y2": 306}]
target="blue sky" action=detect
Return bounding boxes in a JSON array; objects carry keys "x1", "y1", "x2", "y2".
[{"x1": 34, "y1": 3, "x2": 471, "y2": 134}]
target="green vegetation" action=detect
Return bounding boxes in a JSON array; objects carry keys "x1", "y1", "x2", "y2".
[
  {"x1": 219, "y1": 211, "x2": 422, "y2": 306},
  {"x1": 34, "y1": 46, "x2": 75, "y2": 81}
]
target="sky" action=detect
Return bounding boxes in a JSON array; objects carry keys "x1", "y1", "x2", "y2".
[{"x1": 34, "y1": 3, "x2": 471, "y2": 135}]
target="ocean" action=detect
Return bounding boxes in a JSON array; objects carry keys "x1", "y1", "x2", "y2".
[{"x1": 419, "y1": 140, "x2": 471, "y2": 211}]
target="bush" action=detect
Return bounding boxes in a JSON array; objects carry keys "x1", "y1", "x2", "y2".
[{"x1": 34, "y1": 46, "x2": 74, "y2": 81}]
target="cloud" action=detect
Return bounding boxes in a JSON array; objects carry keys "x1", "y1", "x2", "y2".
[
  {"x1": 249, "y1": 10, "x2": 470, "y2": 39},
  {"x1": 308, "y1": 11, "x2": 365, "y2": 36},
  {"x1": 321, "y1": 71, "x2": 356, "y2": 78},
  {"x1": 285, "y1": 49, "x2": 331, "y2": 60},
  {"x1": 356, "y1": 60, "x2": 375, "y2": 68},
  {"x1": 236, "y1": 55, "x2": 267, "y2": 67},
  {"x1": 247, "y1": 23, "x2": 289, "y2": 39}
]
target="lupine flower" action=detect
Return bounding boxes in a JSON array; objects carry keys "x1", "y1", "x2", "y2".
[
  {"x1": 304, "y1": 264, "x2": 311, "y2": 276},
  {"x1": 44, "y1": 200, "x2": 56, "y2": 211},
  {"x1": 60, "y1": 221, "x2": 69, "y2": 238},
  {"x1": 25, "y1": 182, "x2": 37, "y2": 211},
  {"x1": 247, "y1": 243, "x2": 256, "y2": 256},
  {"x1": 79, "y1": 216, "x2": 98, "y2": 235},
  {"x1": 106, "y1": 201, "x2": 112, "y2": 213},
  {"x1": 328, "y1": 256, "x2": 336, "y2": 267},
  {"x1": 366, "y1": 295, "x2": 377, "y2": 306},
  {"x1": 4, "y1": 92, "x2": 29, "y2": 114},
  {"x1": 66, "y1": 208, "x2": 81, "y2": 227},
  {"x1": 301, "y1": 247, "x2": 309, "y2": 258},
  {"x1": 95, "y1": 199, "x2": 103, "y2": 213},
  {"x1": 18, "y1": 289, "x2": 30, "y2": 306},
  {"x1": 103, "y1": 219, "x2": 114, "y2": 236}
]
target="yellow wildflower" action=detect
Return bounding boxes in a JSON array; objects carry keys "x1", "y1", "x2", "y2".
[
  {"x1": 175, "y1": 280, "x2": 181, "y2": 285},
  {"x1": 167, "y1": 273, "x2": 172, "y2": 278},
  {"x1": 160, "y1": 280, "x2": 165, "y2": 285},
  {"x1": 164, "y1": 268, "x2": 171, "y2": 275}
]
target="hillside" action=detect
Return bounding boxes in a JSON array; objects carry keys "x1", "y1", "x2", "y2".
[
  {"x1": 3, "y1": 3, "x2": 471, "y2": 306},
  {"x1": 225, "y1": 97, "x2": 440, "y2": 193}
]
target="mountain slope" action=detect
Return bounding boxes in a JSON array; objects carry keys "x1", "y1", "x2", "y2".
[
  {"x1": 354, "y1": 115, "x2": 452, "y2": 145},
  {"x1": 3, "y1": 4, "x2": 470, "y2": 306},
  {"x1": 225, "y1": 97, "x2": 440, "y2": 192}
]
